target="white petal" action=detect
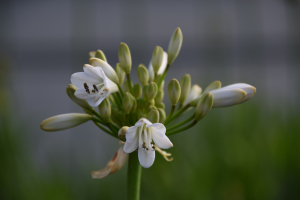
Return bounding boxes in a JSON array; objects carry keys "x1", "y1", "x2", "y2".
[
  {"x1": 203, "y1": 80, "x2": 222, "y2": 93},
  {"x1": 134, "y1": 118, "x2": 152, "y2": 127},
  {"x1": 125, "y1": 126, "x2": 139, "y2": 142},
  {"x1": 102, "y1": 71, "x2": 119, "y2": 93},
  {"x1": 157, "y1": 51, "x2": 168, "y2": 74},
  {"x1": 83, "y1": 64, "x2": 104, "y2": 80},
  {"x1": 87, "y1": 95, "x2": 105, "y2": 107},
  {"x1": 210, "y1": 88, "x2": 246, "y2": 108},
  {"x1": 74, "y1": 88, "x2": 89, "y2": 100},
  {"x1": 184, "y1": 84, "x2": 202, "y2": 106},
  {"x1": 222, "y1": 83, "x2": 256, "y2": 102},
  {"x1": 90, "y1": 58, "x2": 119, "y2": 84},
  {"x1": 138, "y1": 147, "x2": 155, "y2": 168},
  {"x1": 147, "y1": 124, "x2": 173, "y2": 149},
  {"x1": 148, "y1": 61, "x2": 155, "y2": 81},
  {"x1": 123, "y1": 132, "x2": 139, "y2": 153},
  {"x1": 71, "y1": 72, "x2": 100, "y2": 88}
]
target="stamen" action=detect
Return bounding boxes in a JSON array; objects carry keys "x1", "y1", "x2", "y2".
[
  {"x1": 93, "y1": 84, "x2": 99, "y2": 92},
  {"x1": 84, "y1": 83, "x2": 89, "y2": 89},
  {"x1": 86, "y1": 89, "x2": 90, "y2": 94},
  {"x1": 92, "y1": 90, "x2": 95, "y2": 93}
]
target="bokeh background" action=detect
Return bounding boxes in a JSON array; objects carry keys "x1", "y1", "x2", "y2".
[{"x1": 1, "y1": 0, "x2": 300, "y2": 199}]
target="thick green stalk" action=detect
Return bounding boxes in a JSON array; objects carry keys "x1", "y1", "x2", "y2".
[
  {"x1": 127, "y1": 151, "x2": 142, "y2": 200},
  {"x1": 157, "y1": 63, "x2": 170, "y2": 88},
  {"x1": 164, "y1": 104, "x2": 191, "y2": 126},
  {"x1": 166, "y1": 120, "x2": 198, "y2": 136},
  {"x1": 126, "y1": 73, "x2": 133, "y2": 94},
  {"x1": 167, "y1": 114, "x2": 195, "y2": 131},
  {"x1": 117, "y1": 84, "x2": 124, "y2": 97}
]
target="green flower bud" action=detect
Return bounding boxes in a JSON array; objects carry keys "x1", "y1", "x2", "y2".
[
  {"x1": 137, "y1": 98, "x2": 146, "y2": 109},
  {"x1": 118, "y1": 111, "x2": 126, "y2": 124},
  {"x1": 133, "y1": 83, "x2": 142, "y2": 99},
  {"x1": 137, "y1": 64, "x2": 149, "y2": 86},
  {"x1": 118, "y1": 42, "x2": 132, "y2": 74},
  {"x1": 157, "y1": 108, "x2": 166, "y2": 124},
  {"x1": 179, "y1": 74, "x2": 191, "y2": 104},
  {"x1": 167, "y1": 27, "x2": 183, "y2": 65},
  {"x1": 131, "y1": 97, "x2": 137, "y2": 113},
  {"x1": 147, "y1": 106, "x2": 157, "y2": 113},
  {"x1": 40, "y1": 113, "x2": 92, "y2": 132},
  {"x1": 95, "y1": 50, "x2": 107, "y2": 62},
  {"x1": 116, "y1": 63, "x2": 125, "y2": 85},
  {"x1": 98, "y1": 98, "x2": 111, "y2": 122},
  {"x1": 159, "y1": 80, "x2": 165, "y2": 90},
  {"x1": 111, "y1": 106, "x2": 121, "y2": 127},
  {"x1": 147, "y1": 110, "x2": 159, "y2": 123},
  {"x1": 155, "y1": 90, "x2": 164, "y2": 104},
  {"x1": 66, "y1": 84, "x2": 94, "y2": 112},
  {"x1": 146, "y1": 82, "x2": 158, "y2": 101},
  {"x1": 83, "y1": 109, "x2": 94, "y2": 115},
  {"x1": 195, "y1": 93, "x2": 213, "y2": 122},
  {"x1": 147, "y1": 99, "x2": 155, "y2": 107},
  {"x1": 152, "y1": 46, "x2": 164, "y2": 73},
  {"x1": 203, "y1": 80, "x2": 221, "y2": 93},
  {"x1": 168, "y1": 79, "x2": 181, "y2": 105},
  {"x1": 137, "y1": 109, "x2": 145, "y2": 119},
  {"x1": 118, "y1": 126, "x2": 129, "y2": 142},
  {"x1": 89, "y1": 51, "x2": 96, "y2": 58},
  {"x1": 123, "y1": 92, "x2": 134, "y2": 114},
  {"x1": 122, "y1": 80, "x2": 132, "y2": 93},
  {"x1": 156, "y1": 102, "x2": 165, "y2": 109}
]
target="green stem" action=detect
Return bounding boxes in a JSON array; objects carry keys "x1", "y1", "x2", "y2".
[
  {"x1": 117, "y1": 84, "x2": 124, "y2": 97},
  {"x1": 166, "y1": 120, "x2": 198, "y2": 136},
  {"x1": 92, "y1": 120, "x2": 117, "y2": 139},
  {"x1": 106, "y1": 122, "x2": 117, "y2": 135},
  {"x1": 157, "y1": 63, "x2": 170, "y2": 88},
  {"x1": 167, "y1": 114, "x2": 195, "y2": 131},
  {"x1": 126, "y1": 73, "x2": 133, "y2": 94},
  {"x1": 91, "y1": 111, "x2": 105, "y2": 124},
  {"x1": 165, "y1": 105, "x2": 176, "y2": 122},
  {"x1": 126, "y1": 114, "x2": 130, "y2": 125},
  {"x1": 164, "y1": 104, "x2": 191, "y2": 126},
  {"x1": 112, "y1": 93, "x2": 122, "y2": 110},
  {"x1": 127, "y1": 151, "x2": 142, "y2": 200}
]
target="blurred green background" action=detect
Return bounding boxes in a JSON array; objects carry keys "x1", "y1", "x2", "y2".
[{"x1": 1, "y1": 0, "x2": 300, "y2": 200}]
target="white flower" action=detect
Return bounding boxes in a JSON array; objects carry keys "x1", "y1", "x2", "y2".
[
  {"x1": 123, "y1": 118, "x2": 173, "y2": 168},
  {"x1": 71, "y1": 64, "x2": 118, "y2": 107},
  {"x1": 183, "y1": 84, "x2": 202, "y2": 106},
  {"x1": 148, "y1": 51, "x2": 168, "y2": 81}
]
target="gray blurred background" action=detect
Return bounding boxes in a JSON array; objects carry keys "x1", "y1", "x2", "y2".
[{"x1": 1, "y1": 0, "x2": 300, "y2": 199}]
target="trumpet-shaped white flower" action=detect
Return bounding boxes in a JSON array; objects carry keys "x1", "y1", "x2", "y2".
[
  {"x1": 123, "y1": 118, "x2": 173, "y2": 168},
  {"x1": 71, "y1": 64, "x2": 118, "y2": 107},
  {"x1": 148, "y1": 51, "x2": 168, "y2": 81}
]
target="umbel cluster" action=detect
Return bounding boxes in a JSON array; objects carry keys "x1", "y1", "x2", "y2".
[{"x1": 40, "y1": 28, "x2": 256, "y2": 175}]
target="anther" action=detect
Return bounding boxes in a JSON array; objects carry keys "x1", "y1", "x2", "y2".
[
  {"x1": 86, "y1": 89, "x2": 90, "y2": 94},
  {"x1": 92, "y1": 90, "x2": 95, "y2": 93},
  {"x1": 84, "y1": 83, "x2": 89, "y2": 89},
  {"x1": 93, "y1": 84, "x2": 98, "y2": 92}
]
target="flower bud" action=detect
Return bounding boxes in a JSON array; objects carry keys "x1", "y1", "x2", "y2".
[
  {"x1": 118, "y1": 111, "x2": 126, "y2": 124},
  {"x1": 90, "y1": 58, "x2": 119, "y2": 84},
  {"x1": 95, "y1": 50, "x2": 107, "y2": 62},
  {"x1": 158, "y1": 108, "x2": 166, "y2": 124},
  {"x1": 98, "y1": 98, "x2": 111, "y2": 122},
  {"x1": 122, "y1": 80, "x2": 132, "y2": 93},
  {"x1": 168, "y1": 79, "x2": 181, "y2": 105},
  {"x1": 219, "y1": 83, "x2": 256, "y2": 103},
  {"x1": 155, "y1": 90, "x2": 164, "y2": 104},
  {"x1": 147, "y1": 106, "x2": 157, "y2": 113},
  {"x1": 66, "y1": 84, "x2": 94, "y2": 112},
  {"x1": 89, "y1": 51, "x2": 96, "y2": 58},
  {"x1": 137, "y1": 109, "x2": 145, "y2": 119},
  {"x1": 156, "y1": 102, "x2": 165, "y2": 109},
  {"x1": 159, "y1": 80, "x2": 165, "y2": 90},
  {"x1": 122, "y1": 92, "x2": 134, "y2": 114},
  {"x1": 118, "y1": 42, "x2": 132, "y2": 74},
  {"x1": 146, "y1": 82, "x2": 158, "y2": 101},
  {"x1": 147, "y1": 110, "x2": 159, "y2": 123},
  {"x1": 133, "y1": 83, "x2": 142, "y2": 99},
  {"x1": 40, "y1": 113, "x2": 92, "y2": 132},
  {"x1": 179, "y1": 74, "x2": 191, "y2": 104},
  {"x1": 111, "y1": 106, "x2": 121, "y2": 127},
  {"x1": 137, "y1": 64, "x2": 149, "y2": 86},
  {"x1": 152, "y1": 46, "x2": 164, "y2": 73},
  {"x1": 115, "y1": 63, "x2": 125, "y2": 85},
  {"x1": 131, "y1": 97, "x2": 137, "y2": 113},
  {"x1": 167, "y1": 27, "x2": 183, "y2": 65},
  {"x1": 137, "y1": 98, "x2": 146, "y2": 110},
  {"x1": 118, "y1": 126, "x2": 129, "y2": 142},
  {"x1": 195, "y1": 93, "x2": 213, "y2": 122},
  {"x1": 210, "y1": 88, "x2": 247, "y2": 108},
  {"x1": 203, "y1": 80, "x2": 221, "y2": 93},
  {"x1": 183, "y1": 84, "x2": 202, "y2": 106}
]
